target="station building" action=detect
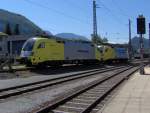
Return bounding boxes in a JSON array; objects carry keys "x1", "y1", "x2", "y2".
[
  {"x1": 0, "y1": 9, "x2": 43, "y2": 35},
  {"x1": 0, "y1": 9, "x2": 44, "y2": 61}
]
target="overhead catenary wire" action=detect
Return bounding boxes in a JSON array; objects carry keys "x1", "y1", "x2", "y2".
[
  {"x1": 58, "y1": 0, "x2": 92, "y2": 24},
  {"x1": 110, "y1": 0, "x2": 137, "y2": 30},
  {"x1": 63, "y1": 0, "x2": 89, "y2": 15},
  {"x1": 23, "y1": 0, "x2": 135, "y2": 42},
  {"x1": 111, "y1": 0, "x2": 130, "y2": 18},
  {"x1": 96, "y1": 0, "x2": 131, "y2": 30},
  {"x1": 96, "y1": 0, "x2": 133, "y2": 43},
  {"x1": 24, "y1": 0, "x2": 91, "y2": 25}
]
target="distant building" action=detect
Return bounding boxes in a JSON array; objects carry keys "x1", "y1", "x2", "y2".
[
  {"x1": 0, "y1": 9, "x2": 45, "y2": 61},
  {"x1": 0, "y1": 34, "x2": 34, "y2": 61},
  {"x1": 134, "y1": 48, "x2": 150, "y2": 58},
  {"x1": 0, "y1": 9, "x2": 43, "y2": 35}
]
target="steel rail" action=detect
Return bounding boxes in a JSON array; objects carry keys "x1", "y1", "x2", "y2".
[
  {"x1": 0, "y1": 66, "x2": 127, "y2": 100},
  {"x1": 33, "y1": 66, "x2": 139, "y2": 113}
]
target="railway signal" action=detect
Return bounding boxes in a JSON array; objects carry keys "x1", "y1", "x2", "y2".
[
  {"x1": 137, "y1": 15, "x2": 146, "y2": 74},
  {"x1": 137, "y1": 16, "x2": 146, "y2": 34}
]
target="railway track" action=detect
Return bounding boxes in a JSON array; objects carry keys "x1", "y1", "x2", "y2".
[
  {"x1": 0, "y1": 66, "x2": 127, "y2": 100},
  {"x1": 0, "y1": 66, "x2": 33, "y2": 73},
  {"x1": 0, "y1": 64, "x2": 104, "y2": 73},
  {"x1": 0, "y1": 58, "x2": 148, "y2": 73},
  {"x1": 31, "y1": 66, "x2": 140, "y2": 113}
]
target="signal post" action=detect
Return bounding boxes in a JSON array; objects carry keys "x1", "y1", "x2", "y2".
[
  {"x1": 149, "y1": 23, "x2": 150, "y2": 66},
  {"x1": 137, "y1": 15, "x2": 146, "y2": 74}
]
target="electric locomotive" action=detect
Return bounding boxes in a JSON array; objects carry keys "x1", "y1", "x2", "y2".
[
  {"x1": 99, "y1": 44, "x2": 129, "y2": 62},
  {"x1": 20, "y1": 37, "x2": 102, "y2": 66}
]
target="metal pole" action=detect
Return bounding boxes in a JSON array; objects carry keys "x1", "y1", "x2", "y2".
[
  {"x1": 148, "y1": 23, "x2": 150, "y2": 66},
  {"x1": 129, "y1": 19, "x2": 132, "y2": 61},
  {"x1": 93, "y1": 0, "x2": 98, "y2": 44},
  {"x1": 140, "y1": 33, "x2": 144, "y2": 74}
]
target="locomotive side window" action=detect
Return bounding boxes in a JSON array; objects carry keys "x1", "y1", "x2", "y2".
[{"x1": 38, "y1": 42, "x2": 45, "y2": 48}]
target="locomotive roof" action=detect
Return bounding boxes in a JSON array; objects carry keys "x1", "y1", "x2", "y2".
[
  {"x1": 34, "y1": 35, "x2": 92, "y2": 43},
  {"x1": 102, "y1": 43, "x2": 128, "y2": 48}
]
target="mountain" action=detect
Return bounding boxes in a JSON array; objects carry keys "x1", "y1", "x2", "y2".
[
  {"x1": 131, "y1": 36, "x2": 149, "y2": 51},
  {"x1": 43, "y1": 30, "x2": 53, "y2": 36},
  {"x1": 55, "y1": 33, "x2": 90, "y2": 41},
  {"x1": 0, "y1": 9, "x2": 43, "y2": 35}
]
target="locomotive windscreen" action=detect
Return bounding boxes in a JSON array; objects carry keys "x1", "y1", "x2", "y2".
[{"x1": 22, "y1": 39, "x2": 35, "y2": 51}]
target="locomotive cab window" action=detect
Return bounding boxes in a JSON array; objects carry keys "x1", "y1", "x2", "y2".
[
  {"x1": 38, "y1": 42, "x2": 45, "y2": 49},
  {"x1": 98, "y1": 47, "x2": 103, "y2": 53},
  {"x1": 22, "y1": 38, "x2": 35, "y2": 51}
]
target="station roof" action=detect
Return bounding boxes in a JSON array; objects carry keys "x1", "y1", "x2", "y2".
[{"x1": 0, "y1": 32, "x2": 8, "y2": 36}]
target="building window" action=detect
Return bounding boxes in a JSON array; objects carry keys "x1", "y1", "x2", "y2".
[
  {"x1": 0, "y1": 46, "x2": 2, "y2": 51},
  {"x1": 0, "y1": 38, "x2": 2, "y2": 42}
]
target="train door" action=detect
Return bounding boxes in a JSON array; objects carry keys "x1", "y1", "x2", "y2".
[{"x1": 36, "y1": 41, "x2": 47, "y2": 63}]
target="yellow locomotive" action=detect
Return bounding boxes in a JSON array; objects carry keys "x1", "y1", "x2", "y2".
[
  {"x1": 99, "y1": 44, "x2": 129, "y2": 62},
  {"x1": 20, "y1": 36, "x2": 128, "y2": 66},
  {"x1": 20, "y1": 37, "x2": 102, "y2": 66}
]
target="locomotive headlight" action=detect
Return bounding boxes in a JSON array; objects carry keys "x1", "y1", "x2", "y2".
[{"x1": 20, "y1": 51, "x2": 34, "y2": 57}]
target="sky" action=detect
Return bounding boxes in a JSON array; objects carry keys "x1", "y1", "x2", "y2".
[{"x1": 0, "y1": 0, "x2": 150, "y2": 43}]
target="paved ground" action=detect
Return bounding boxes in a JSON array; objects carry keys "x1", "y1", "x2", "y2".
[{"x1": 98, "y1": 66, "x2": 150, "y2": 113}]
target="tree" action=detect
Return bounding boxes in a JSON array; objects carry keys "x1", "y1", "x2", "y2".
[
  {"x1": 91, "y1": 34, "x2": 108, "y2": 45},
  {"x1": 5, "y1": 23, "x2": 12, "y2": 35},
  {"x1": 102, "y1": 37, "x2": 108, "y2": 43},
  {"x1": 92, "y1": 34, "x2": 102, "y2": 45},
  {"x1": 14, "y1": 24, "x2": 20, "y2": 35}
]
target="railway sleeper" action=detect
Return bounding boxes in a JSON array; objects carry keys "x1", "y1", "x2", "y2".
[{"x1": 35, "y1": 67, "x2": 139, "y2": 113}]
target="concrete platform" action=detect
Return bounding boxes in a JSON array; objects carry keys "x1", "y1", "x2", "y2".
[{"x1": 98, "y1": 66, "x2": 150, "y2": 113}]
